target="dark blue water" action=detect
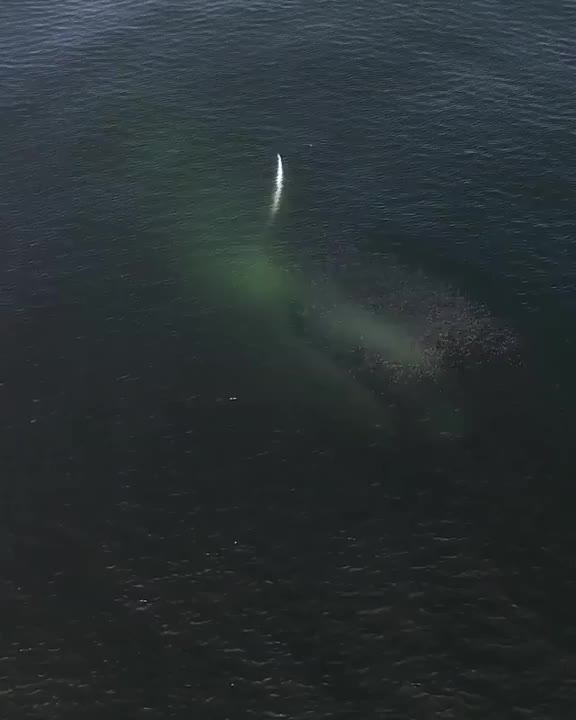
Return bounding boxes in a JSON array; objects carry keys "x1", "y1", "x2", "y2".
[{"x1": 2, "y1": 0, "x2": 576, "y2": 716}]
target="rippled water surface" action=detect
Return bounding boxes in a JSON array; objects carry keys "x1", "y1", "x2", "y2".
[{"x1": 2, "y1": 0, "x2": 576, "y2": 717}]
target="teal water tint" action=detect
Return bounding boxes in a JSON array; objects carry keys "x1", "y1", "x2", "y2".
[
  {"x1": 0, "y1": 0, "x2": 575, "y2": 482},
  {"x1": 4, "y1": 2, "x2": 576, "y2": 717}
]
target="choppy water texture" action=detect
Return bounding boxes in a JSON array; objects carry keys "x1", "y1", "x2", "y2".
[{"x1": 2, "y1": 0, "x2": 576, "y2": 717}]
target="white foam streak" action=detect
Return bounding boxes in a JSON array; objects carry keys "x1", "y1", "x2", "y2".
[{"x1": 269, "y1": 153, "x2": 284, "y2": 221}]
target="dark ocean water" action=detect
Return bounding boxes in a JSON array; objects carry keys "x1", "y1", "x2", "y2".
[{"x1": 2, "y1": 0, "x2": 576, "y2": 716}]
